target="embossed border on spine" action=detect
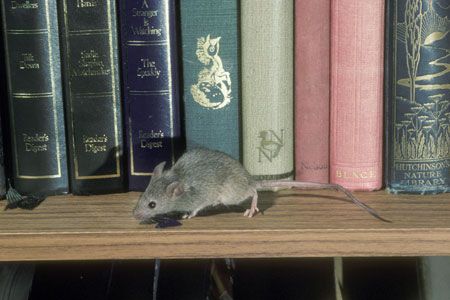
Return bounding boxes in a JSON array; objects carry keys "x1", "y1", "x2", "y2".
[
  {"x1": 62, "y1": 0, "x2": 121, "y2": 179},
  {"x1": 1, "y1": 0, "x2": 63, "y2": 179},
  {"x1": 125, "y1": 0, "x2": 176, "y2": 176}
]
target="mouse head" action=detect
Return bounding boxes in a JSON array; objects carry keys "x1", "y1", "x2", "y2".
[{"x1": 133, "y1": 161, "x2": 186, "y2": 223}]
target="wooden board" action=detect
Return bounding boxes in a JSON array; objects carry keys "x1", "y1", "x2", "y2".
[{"x1": 0, "y1": 190, "x2": 449, "y2": 261}]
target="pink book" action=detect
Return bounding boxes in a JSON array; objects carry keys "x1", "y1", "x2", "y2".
[
  {"x1": 295, "y1": 0, "x2": 330, "y2": 183},
  {"x1": 330, "y1": 0, "x2": 384, "y2": 191}
]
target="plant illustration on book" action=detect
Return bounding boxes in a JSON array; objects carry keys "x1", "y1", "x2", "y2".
[
  {"x1": 191, "y1": 35, "x2": 231, "y2": 109},
  {"x1": 395, "y1": 0, "x2": 450, "y2": 160},
  {"x1": 257, "y1": 129, "x2": 284, "y2": 163}
]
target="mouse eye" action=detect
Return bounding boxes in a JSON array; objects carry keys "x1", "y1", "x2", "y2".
[{"x1": 148, "y1": 201, "x2": 156, "y2": 209}]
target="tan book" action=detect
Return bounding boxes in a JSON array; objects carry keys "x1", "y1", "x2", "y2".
[{"x1": 241, "y1": 0, "x2": 294, "y2": 179}]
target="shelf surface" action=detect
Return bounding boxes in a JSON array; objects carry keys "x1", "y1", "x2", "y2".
[{"x1": 0, "y1": 190, "x2": 449, "y2": 261}]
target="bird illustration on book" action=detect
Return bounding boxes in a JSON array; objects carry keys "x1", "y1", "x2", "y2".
[{"x1": 191, "y1": 34, "x2": 232, "y2": 109}]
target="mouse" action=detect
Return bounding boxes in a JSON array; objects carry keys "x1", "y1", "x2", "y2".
[{"x1": 133, "y1": 148, "x2": 388, "y2": 224}]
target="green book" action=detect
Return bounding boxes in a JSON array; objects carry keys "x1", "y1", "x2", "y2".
[
  {"x1": 241, "y1": 0, "x2": 294, "y2": 179},
  {"x1": 180, "y1": 0, "x2": 241, "y2": 160}
]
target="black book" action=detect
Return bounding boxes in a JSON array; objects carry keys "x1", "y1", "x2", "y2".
[
  {"x1": 58, "y1": 0, "x2": 124, "y2": 194},
  {"x1": 0, "y1": 0, "x2": 69, "y2": 195}
]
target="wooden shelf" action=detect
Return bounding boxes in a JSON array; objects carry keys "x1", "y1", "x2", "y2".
[{"x1": 0, "y1": 190, "x2": 449, "y2": 261}]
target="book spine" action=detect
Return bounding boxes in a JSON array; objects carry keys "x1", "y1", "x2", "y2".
[
  {"x1": 385, "y1": 0, "x2": 450, "y2": 194},
  {"x1": 0, "y1": 117, "x2": 5, "y2": 197},
  {"x1": 295, "y1": 0, "x2": 330, "y2": 183},
  {"x1": 330, "y1": 0, "x2": 385, "y2": 191},
  {"x1": 419, "y1": 257, "x2": 450, "y2": 300},
  {"x1": 1, "y1": 0, "x2": 69, "y2": 195},
  {"x1": 59, "y1": 0, "x2": 124, "y2": 194},
  {"x1": 179, "y1": 0, "x2": 241, "y2": 161},
  {"x1": 241, "y1": 0, "x2": 294, "y2": 179},
  {"x1": 119, "y1": 0, "x2": 181, "y2": 191}
]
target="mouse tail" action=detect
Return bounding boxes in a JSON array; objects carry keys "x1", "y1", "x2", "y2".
[{"x1": 257, "y1": 180, "x2": 390, "y2": 222}]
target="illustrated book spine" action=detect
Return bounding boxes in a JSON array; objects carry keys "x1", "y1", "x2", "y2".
[
  {"x1": 179, "y1": 0, "x2": 241, "y2": 160},
  {"x1": 119, "y1": 0, "x2": 181, "y2": 191},
  {"x1": 241, "y1": 0, "x2": 294, "y2": 179},
  {"x1": 1, "y1": 0, "x2": 69, "y2": 195},
  {"x1": 295, "y1": 0, "x2": 330, "y2": 183},
  {"x1": 330, "y1": 0, "x2": 385, "y2": 191},
  {"x1": 59, "y1": 0, "x2": 124, "y2": 194},
  {"x1": 385, "y1": 0, "x2": 450, "y2": 194}
]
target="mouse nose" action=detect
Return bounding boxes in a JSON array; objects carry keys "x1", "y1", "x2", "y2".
[{"x1": 133, "y1": 208, "x2": 144, "y2": 220}]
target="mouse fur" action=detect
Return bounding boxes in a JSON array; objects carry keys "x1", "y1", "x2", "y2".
[{"x1": 133, "y1": 148, "x2": 259, "y2": 223}]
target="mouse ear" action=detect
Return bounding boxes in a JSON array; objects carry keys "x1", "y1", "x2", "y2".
[
  {"x1": 166, "y1": 181, "x2": 184, "y2": 198},
  {"x1": 152, "y1": 161, "x2": 166, "y2": 178}
]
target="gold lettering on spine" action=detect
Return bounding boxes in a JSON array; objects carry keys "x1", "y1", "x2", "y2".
[
  {"x1": 136, "y1": 58, "x2": 161, "y2": 78},
  {"x1": 335, "y1": 169, "x2": 377, "y2": 179},
  {"x1": 11, "y1": 0, "x2": 38, "y2": 9},
  {"x1": 392, "y1": 0, "x2": 450, "y2": 188},
  {"x1": 18, "y1": 53, "x2": 40, "y2": 69},
  {"x1": 130, "y1": 0, "x2": 161, "y2": 36},
  {"x1": 1, "y1": 0, "x2": 63, "y2": 179},
  {"x1": 63, "y1": 0, "x2": 121, "y2": 179},
  {"x1": 23, "y1": 133, "x2": 49, "y2": 153},
  {"x1": 128, "y1": 0, "x2": 177, "y2": 173},
  {"x1": 76, "y1": 0, "x2": 98, "y2": 8}
]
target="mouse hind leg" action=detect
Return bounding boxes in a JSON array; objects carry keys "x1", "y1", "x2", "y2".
[{"x1": 243, "y1": 188, "x2": 259, "y2": 218}]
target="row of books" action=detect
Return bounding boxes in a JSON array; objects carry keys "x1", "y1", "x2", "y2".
[
  {"x1": 0, "y1": 0, "x2": 448, "y2": 197},
  {"x1": 0, "y1": 258, "x2": 438, "y2": 300}
]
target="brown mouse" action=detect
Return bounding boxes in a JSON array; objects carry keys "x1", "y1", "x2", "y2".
[{"x1": 133, "y1": 148, "x2": 387, "y2": 223}]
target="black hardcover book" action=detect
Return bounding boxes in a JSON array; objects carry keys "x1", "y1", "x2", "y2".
[
  {"x1": 0, "y1": 115, "x2": 5, "y2": 198},
  {"x1": 59, "y1": 0, "x2": 124, "y2": 194},
  {"x1": 119, "y1": 0, "x2": 182, "y2": 191},
  {"x1": 0, "y1": 17, "x2": 6, "y2": 198},
  {"x1": 1, "y1": 0, "x2": 69, "y2": 195}
]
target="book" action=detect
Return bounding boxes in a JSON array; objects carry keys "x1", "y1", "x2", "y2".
[
  {"x1": 1, "y1": 0, "x2": 69, "y2": 195},
  {"x1": 179, "y1": 0, "x2": 241, "y2": 160},
  {"x1": 0, "y1": 264, "x2": 35, "y2": 300},
  {"x1": 385, "y1": 0, "x2": 450, "y2": 194},
  {"x1": 0, "y1": 29, "x2": 6, "y2": 199},
  {"x1": 241, "y1": 0, "x2": 294, "y2": 179},
  {"x1": 119, "y1": 0, "x2": 181, "y2": 191},
  {"x1": 0, "y1": 116, "x2": 5, "y2": 198},
  {"x1": 59, "y1": 0, "x2": 124, "y2": 194},
  {"x1": 419, "y1": 257, "x2": 450, "y2": 300},
  {"x1": 330, "y1": 0, "x2": 385, "y2": 191},
  {"x1": 295, "y1": 0, "x2": 330, "y2": 183}
]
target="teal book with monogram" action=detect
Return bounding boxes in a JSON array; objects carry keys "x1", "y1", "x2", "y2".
[{"x1": 179, "y1": 0, "x2": 241, "y2": 160}]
